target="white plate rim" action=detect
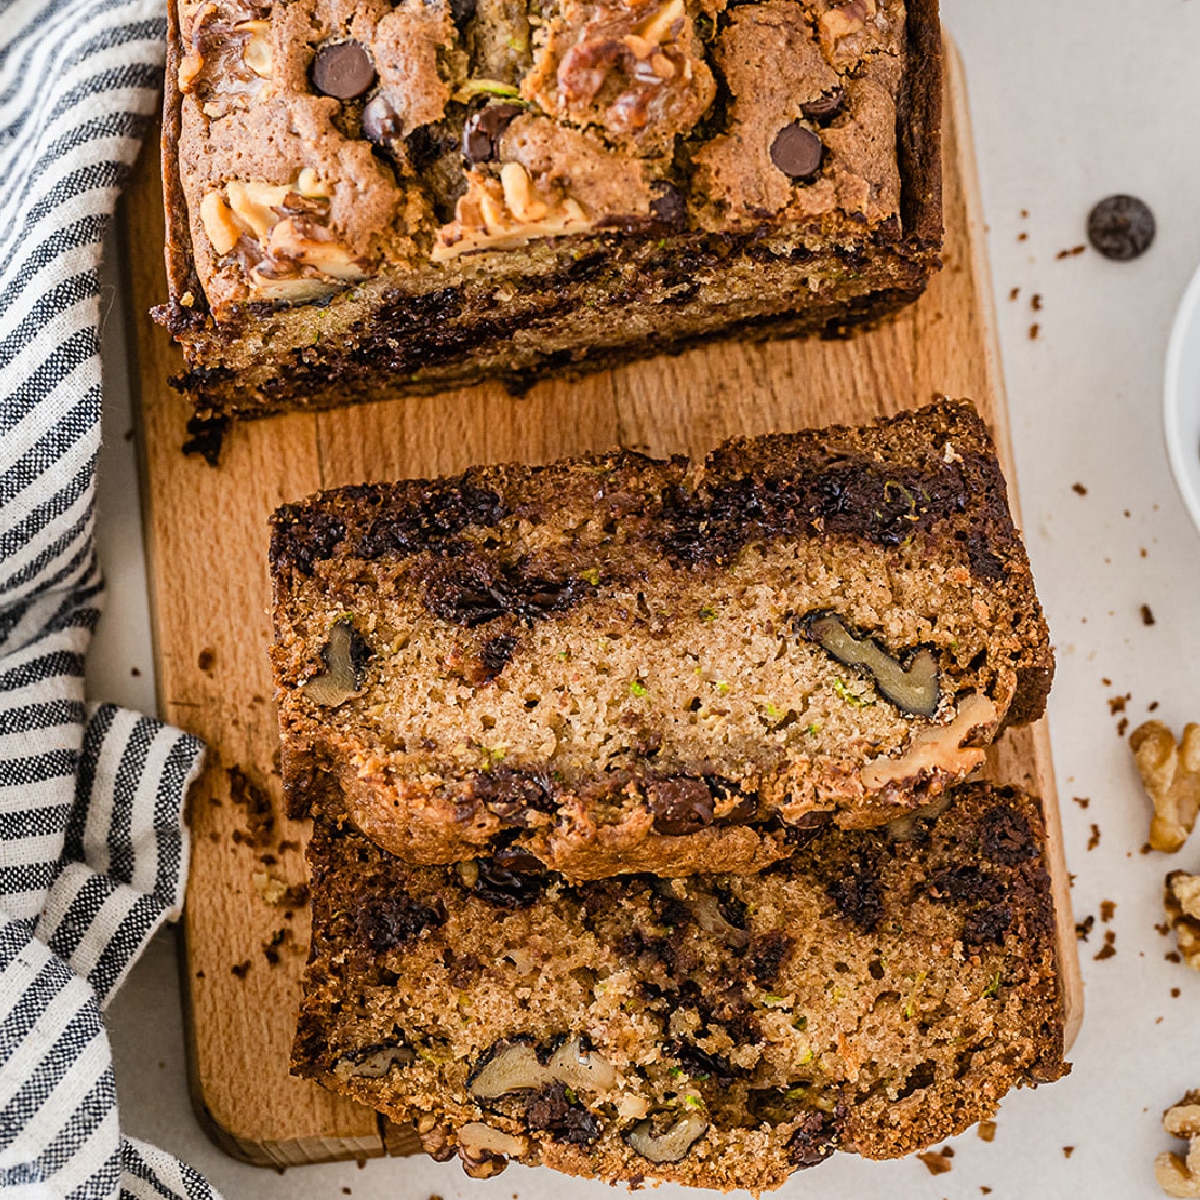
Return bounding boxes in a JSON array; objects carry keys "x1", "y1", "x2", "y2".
[{"x1": 1164, "y1": 260, "x2": 1200, "y2": 536}]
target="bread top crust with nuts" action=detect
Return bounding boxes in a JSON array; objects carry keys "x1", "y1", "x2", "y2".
[
  {"x1": 169, "y1": 0, "x2": 911, "y2": 318},
  {"x1": 270, "y1": 401, "x2": 1055, "y2": 878}
]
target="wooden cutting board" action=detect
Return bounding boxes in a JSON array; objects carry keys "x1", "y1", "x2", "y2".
[{"x1": 121, "y1": 42, "x2": 1083, "y2": 1169}]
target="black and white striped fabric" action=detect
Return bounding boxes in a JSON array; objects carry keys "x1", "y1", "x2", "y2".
[{"x1": 0, "y1": 1, "x2": 220, "y2": 1196}]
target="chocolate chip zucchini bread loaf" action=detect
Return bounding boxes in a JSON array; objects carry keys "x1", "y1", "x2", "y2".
[
  {"x1": 292, "y1": 782, "x2": 1067, "y2": 1189},
  {"x1": 156, "y1": 0, "x2": 942, "y2": 420},
  {"x1": 270, "y1": 401, "x2": 1053, "y2": 878}
]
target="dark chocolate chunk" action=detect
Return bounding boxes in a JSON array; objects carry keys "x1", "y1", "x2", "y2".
[
  {"x1": 312, "y1": 39, "x2": 376, "y2": 100},
  {"x1": 478, "y1": 633, "x2": 518, "y2": 681},
  {"x1": 787, "y1": 1108, "x2": 839, "y2": 1167},
  {"x1": 927, "y1": 864, "x2": 1003, "y2": 905},
  {"x1": 647, "y1": 777, "x2": 714, "y2": 836},
  {"x1": 1086, "y1": 194, "x2": 1155, "y2": 261},
  {"x1": 668, "y1": 1040, "x2": 738, "y2": 1086},
  {"x1": 706, "y1": 775, "x2": 758, "y2": 825},
  {"x1": 462, "y1": 103, "x2": 523, "y2": 163},
  {"x1": 271, "y1": 508, "x2": 346, "y2": 576},
  {"x1": 978, "y1": 804, "x2": 1037, "y2": 865},
  {"x1": 355, "y1": 892, "x2": 445, "y2": 951},
  {"x1": 827, "y1": 863, "x2": 883, "y2": 933},
  {"x1": 649, "y1": 181, "x2": 687, "y2": 227},
  {"x1": 471, "y1": 767, "x2": 556, "y2": 822},
  {"x1": 769, "y1": 123, "x2": 824, "y2": 182},
  {"x1": 469, "y1": 855, "x2": 550, "y2": 907},
  {"x1": 748, "y1": 931, "x2": 792, "y2": 987},
  {"x1": 450, "y1": 0, "x2": 476, "y2": 26},
  {"x1": 800, "y1": 87, "x2": 845, "y2": 124},
  {"x1": 181, "y1": 410, "x2": 230, "y2": 467},
  {"x1": 962, "y1": 902, "x2": 1012, "y2": 947},
  {"x1": 362, "y1": 91, "x2": 403, "y2": 149},
  {"x1": 524, "y1": 1082, "x2": 602, "y2": 1144}
]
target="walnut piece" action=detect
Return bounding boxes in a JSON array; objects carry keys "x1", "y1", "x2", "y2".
[
  {"x1": 1166, "y1": 871, "x2": 1200, "y2": 970},
  {"x1": 456, "y1": 1122, "x2": 528, "y2": 1177},
  {"x1": 860, "y1": 692, "x2": 997, "y2": 791},
  {"x1": 804, "y1": 613, "x2": 939, "y2": 717},
  {"x1": 1130, "y1": 721, "x2": 1200, "y2": 853},
  {"x1": 1156, "y1": 1093, "x2": 1200, "y2": 1198},
  {"x1": 303, "y1": 619, "x2": 372, "y2": 708},
  {"x1": 178, "y1": 9, "x2": 273, "y2": 106},
  {"x1": 522, "y1": 0, "x2": 714, "y2": 154},
  {"x1": 433, "y1": 166, "x2": 592, "y2": 261},
  {"x1": 469, "y1": 1037, "x2": 617, "y2": 1100},
  {"x1": 199, "y1": 170, "x2": 372, "y2": 299}
]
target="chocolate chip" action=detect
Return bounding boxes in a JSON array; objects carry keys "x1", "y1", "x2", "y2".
[
  {"x1": 647, "y1": 777, "x2": 714, "y2": 836},
  {"x1": 787, "y1": 1108, "x2": 839, "y2": 1168},
  {"x1": 769, "y1": 123, "x2": 823, "y2": 182},
  {"x1": 827, "y1": 864, "x2": 882, "y2": 933},
  {"x1": 450, "y1": 0, "x2": 476, "y2": 26},
  {"x1": 462, "y1": 102, "x2": 522, "y2": 164},
  {"x1": 800, "y1": 87, "x2": 845, "y2": 124},
  {"x1": 469, "y1": 856, "x2": 549, "y2": 908},
  {"x1": 524, "y1": 1082, "x2": 601, "y2": 1145},
  {"x1": 355, "y1": 892, "x2": 445, "y2": 951},
  {"x1": 649, "y1": 181, "x2": 687, "y2": 227},
  {"x1": 312, "y1": 40, "x2": 376, "y2": 100},
  {"x1": 362, "y1": 91, "x2": 403, "y2": 149},
  {"x1": 978, "y1": 804, "x2": 1036, "y2": 865},
  {"x1": 1086, "y1": 194, "x2": 1155, "y2": 261}
]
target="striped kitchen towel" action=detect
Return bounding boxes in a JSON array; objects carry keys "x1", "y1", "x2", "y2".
[{"x1": 0, "y1": 0, "x2": 220, "y2": 1196}]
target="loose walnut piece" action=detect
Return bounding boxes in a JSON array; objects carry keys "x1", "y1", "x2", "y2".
[
  {"x1": 456, "y1": 1122, "x2": 528, "y2": 1178},
  {"x1": 625, "y1": 1110, "x2": 708, "y2": 1164},
  {"x1": 1165, "y1": 872, "x2": 1200, "y2": 970},
  {"x1": 804, "y1": 613, "x2": 940, "y2": 717},
  {"x1": 1156, "y1": 1093, "x2": 1200, "y2": 1198},
  {"x1": 1130, "y1": 722, "x2": 1200, "y2": 853}
]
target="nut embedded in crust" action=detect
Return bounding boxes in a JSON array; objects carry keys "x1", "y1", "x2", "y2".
[
  {"x1": 302, "y1": 618, "x2": 372, "y2": 708},
  {"x1": 456, "y1": 1121, "x2": 528, "y2": 1177},
  {"x1": 624, "y1": 1110, "x2": 708, "y2": 1163},
  {"x1": 803, "y1": 612, "x2": 940, "y2": 718}
]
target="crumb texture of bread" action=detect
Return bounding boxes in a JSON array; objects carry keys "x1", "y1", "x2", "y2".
[
  {"x1": 270, "y1": 400, "x2": 1054, "y2": 877},
  {"x1": 292, "y1": 782, "x2": 1067, "y2": 1190},
  {"x1": 158, "y1": 0, "x2": 942, "y2": 416}
]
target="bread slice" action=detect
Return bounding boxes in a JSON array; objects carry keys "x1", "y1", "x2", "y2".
[
  {"x1": 292, "y1": 782, "x2": 1067, "y2": 1190},
  {"x1": 270, "y1": 400, "x2": 1053, "y2": 878}
]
